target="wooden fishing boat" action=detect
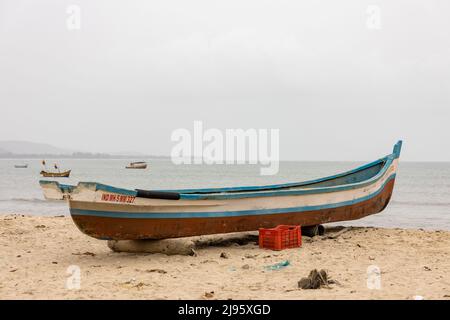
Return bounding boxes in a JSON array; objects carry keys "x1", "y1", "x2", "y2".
[
  {"x1": 14, "y1": 164, "x2": 28, "y2": 168},
  {"x1": 67, "y1": 141, "x2": 402, "y2": 240},
  {"x1": 40, "y1": 170, "x2": 71, "y2": 178},
  {"x1": 39, "y1": 180, "x2": 75, "y2": 200},
  {"x1": 126, "y1": 161, "x2": 147, "y2": 169}
]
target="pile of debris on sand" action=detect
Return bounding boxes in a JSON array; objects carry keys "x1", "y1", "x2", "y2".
[{"x1": 298, "y1": 269, "x2": 338, "y2": 289}]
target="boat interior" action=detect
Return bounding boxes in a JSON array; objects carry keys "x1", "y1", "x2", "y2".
[
  {"x1": 168, "y1": 158, "x2": 388, "y2": 196},
  {"x1": 46, "y1": 141, "x2": 402, "y2": 200},
  {"x1": 163, "y1": 140, "x2": 402, "y2": 197}
]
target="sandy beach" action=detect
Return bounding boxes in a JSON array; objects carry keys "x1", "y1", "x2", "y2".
[{"x1": 1, "y1": 214, "x2": 449, "y2": 300}]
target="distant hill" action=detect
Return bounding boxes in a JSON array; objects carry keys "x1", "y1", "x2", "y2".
[
  {"x1": 0, "y1": 141, "x2": 72, "y2": 155},
  {"x1": 109, "y1": 151, "x2": 148, "y2": 157},
  {"x1": 0, "y1": 140, "x2": 169, "y2": 159}
]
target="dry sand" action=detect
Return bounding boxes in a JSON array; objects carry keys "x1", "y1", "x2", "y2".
[{"x1": 1, "y1": 214, "x2": 450, "y2": 300}]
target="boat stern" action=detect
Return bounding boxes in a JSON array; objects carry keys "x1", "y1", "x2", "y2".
[
  {"x1": 39, "y1": 180, "x2": 65, "y2": 200},
  {"x1": 40, "y1": 180, "x2": 76, "y2": 200}
]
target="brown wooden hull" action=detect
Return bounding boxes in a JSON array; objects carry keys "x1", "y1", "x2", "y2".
[
  {"x1": 71, "y1": 178, "x2": 395, "y2": 240},
  {"x1": 40, "y1": 170, "x2": 71, "y2": 177}
]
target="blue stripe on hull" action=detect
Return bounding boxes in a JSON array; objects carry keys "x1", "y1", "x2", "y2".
[{"x1": 70, "y1": 174, "x2": 395, "y2": 219}]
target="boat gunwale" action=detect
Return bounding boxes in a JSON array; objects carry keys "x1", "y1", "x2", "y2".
[
  {"x1": 69, "y1": 174, "x2": 397, "y2": 219},
  {"x1": 39, "y1": 180, "x2": 75, "y2": 191},
  {"x1": 71, "y1": 157, "x2": 390, "y2": 200},
  {"x1": 167, "y1": 157, "x2": 386, "y2": 194},
  {"x1": 178, "y1": 156, "x2": 395, "y2": 199},
  {"x1": 73, "y1": 155, "x2": 397, "y2": 200},
  {"x1": 167, "y1": 140, "x2": 402, "y2": 195},
  {"x1": 64, "y1": 141, "x2": 402, "y2": 200},
  {"x1": 58, "y1": 158, "x2": 387, "y2": 199}
]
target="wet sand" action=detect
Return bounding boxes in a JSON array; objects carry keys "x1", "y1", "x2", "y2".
[{"x1": 1, "y1": 214, "x2": 449, "y2": 300}]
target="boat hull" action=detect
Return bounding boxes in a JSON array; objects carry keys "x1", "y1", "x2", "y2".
[
  {"x1": 68, "y1": 141, "x2": 402, "y2": 240},
  {"x1": 70, "y1": 178, "x2": 394, "y2": 240},
  {"x1": 40, "y1": 170, "x2": 71, "y2": 177},
  {"x1": 126, "y1": 162, "x2": 147, "y2": 169}
]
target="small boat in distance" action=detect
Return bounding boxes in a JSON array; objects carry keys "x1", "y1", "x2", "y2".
[
  {"x1": 14, "y1": 164, "x2": 28, "y2": 168},
  {"x1": 67, "y1": 141, "x2": 403, "y2": 241},
  {"x1": 40, "y1": 160, "x2": 71, "y2": 177},
  {"x1": 40, "y1": 170, "x2": 71, "y2": 178},
  {"x1": 126, "y1": 161, "x2": 148, "y2": 169}
]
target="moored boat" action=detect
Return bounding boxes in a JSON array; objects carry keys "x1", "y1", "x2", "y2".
[
  {"x1": 14, "y1": 164, "x2": 28, "y2": 168},
  {"x1": 67, "y1": 141, "x2": 402, "y2": 240},
  {"x1": 126, "y1": 161, "x2": 147, "y2": 169},
  {"x1": 40, "y1": 170, "x2": 71, "y2": 178},
  {"x1": 39, "y1": 180, "x2": 75, "y2": 200},
  {"x1": 40, "y1": 161, "x2": 71, "y2": 177}
]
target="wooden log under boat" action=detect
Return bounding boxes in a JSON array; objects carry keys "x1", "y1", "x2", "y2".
[
  {"x1": 107, "y1": 232, "x2": 258, "y2": 255},
  {"x1": 40, "y1": 170, "x2": 71, "y2": 178},
  {"x1": 67, "y1": 141, "x2": 402, "y2": 241}
]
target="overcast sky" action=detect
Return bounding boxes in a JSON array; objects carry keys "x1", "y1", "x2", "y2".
[{"x1": 1, "y1": 1, "x2": 449, "y2": 160}]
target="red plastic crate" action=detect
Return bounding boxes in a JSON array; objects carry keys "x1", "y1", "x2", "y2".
[{"x1": 259, "y1": 225, "x2": 302, "y2": 251}]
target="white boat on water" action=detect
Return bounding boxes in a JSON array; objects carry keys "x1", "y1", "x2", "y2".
[{"x1": 126, "y1": 161, "x2": 148, "y2": 169}]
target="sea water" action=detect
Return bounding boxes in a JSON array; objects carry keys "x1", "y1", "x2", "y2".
[{"x1": 0, "y1": 159, "x2": 449, "y2": 230}]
